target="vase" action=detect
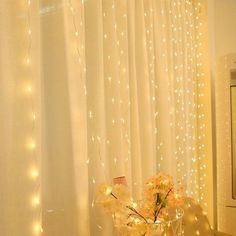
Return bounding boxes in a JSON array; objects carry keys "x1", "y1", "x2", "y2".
[
  {"x1": 116, "y1": 207, "x2": 184, "y2": 236},
  {"x1": 148, "y1": 208, "x2": 184, "y2": 236}
]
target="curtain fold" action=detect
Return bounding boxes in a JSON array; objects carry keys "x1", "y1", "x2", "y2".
[{"x1": 0, "y1": 0, "x2": 213, "y2": 235}]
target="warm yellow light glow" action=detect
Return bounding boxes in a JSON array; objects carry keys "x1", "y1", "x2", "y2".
[
  {"x1": 27, "y1": 138, "x2": 36, "y2": 150},
  {"x1": 174, "y1": 193, "x2": 180, "y2": 199},
  {"x1": 30, "y1": 168, "x2": 39, "y2": 179},
  {"x1": 70, "y1": 6, "x2": 74, "y2": 13},
  {"x1": 97, "y1": 225, "x2": 103, "y2": 230},
  {"x1": 23, "y1": 83, "x2": 33, "y2": 95},
  {"x1": 25, "y1": 0, "x2": 41, "y2": 233},
  {"x1": 31, "y1": 195, "x2": 40, "y2": 207},
  {"x1": 26, "y1": 84, "x2": 33, "y2": 93},
  {"x1": 31, "y1": 112, "x2": 36, "y2": 121},
  {"x1": 105, "y1": 186, "x2": 112, "y2": 195},
  {"x1": 33, "y1": 222, "x2": 42, "y2": 234},
  {"x1": 26, "y1": 57, "x2": 30, "y2": 65},
  {"x1": 134, "y1": 218, "x2": 140, "y2": 224}
]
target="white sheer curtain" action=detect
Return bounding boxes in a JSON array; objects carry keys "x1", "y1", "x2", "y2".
[{"x1": 0, "y1": 0, "x2": 213, "y2": 235}]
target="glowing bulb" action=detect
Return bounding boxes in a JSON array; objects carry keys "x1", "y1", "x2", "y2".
[
  {"x1": 33, "y1": 222, "x2": 42, "y2": 234},
  {"x1": 31, "y1": 112, "x2": 36, "y2": 120},
  {"x1": 26, "y1": 57, "x2": 30, "y2": 65},
  {"x1": 30, "y1": 168, "x2": 39, "y2": 179},
  {"x1": 97, "y1": 225, "x2": 103, "y2": 230},
  {"x1": 175, "y1": 193, "x2": 180, "y2": 199},
  {"x1": 27, "y1": 139, "x2": 36, "y2": 150},
  {"x1": 105, "y1": 186, "x2": 112, "y2": 195},
  {"x1": 32, "y1": 195, "x2": 40, "y2": 206},
  {"x1": 26, "y1": 84, "x2": 33, "y2": 94},
  {"x1": 134, "y1": 218, "x2": 140, "y2": 224},
  {"x1": 132, "y1": 202, "x2": 138, "y2": 208}
]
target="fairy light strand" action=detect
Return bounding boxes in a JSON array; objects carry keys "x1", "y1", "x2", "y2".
[
  {"x1": 194, "y1": 0, "x2": 208, "y2": 211},
  {"x1": 24, "y1": 0, "x2": 42, "y2": 234},
  {"x1": 65, "y1": 0, "x2": 210, "y2": 232}
]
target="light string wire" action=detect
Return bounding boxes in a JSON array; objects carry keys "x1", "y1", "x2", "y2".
[
  {"x1": 67, "y1": 0, "x2": 88, "y2": 169},
  {"x1": 67, "y1": 0, "x2": 209, "y2": 231},
  {"x1": 67, "y1": 0, "x2": 112, "y2": 232},
  {"x1": 194, "y1": 0, "x2": 208, "y2": 210},
  {"x1": 67, "y1": 0, "x2": 106, "y2": 231},
  {"x1": 66, "y1": 0, "x2": 92, "y2": 176},
  {"x1": 183, "y1": 0, "x2": 197, "y2": 198},
  {"x1": 25, "y1": 0, "x2": 42, "y2": 234},
  {"x1": 156, "y1": 0, "x2": 208, "y2": 209},
  {"x1": 158, "y1": 0, "x2": 169, "y2": 171},
  {"x1": 144, "y1": 0, "x2": 158, "y2": 173}
]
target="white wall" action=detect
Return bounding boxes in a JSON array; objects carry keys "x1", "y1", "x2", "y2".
[
  {"x1": 209, "y1": 0, "x2": 236, "y2": 65},
  {"x1": 215, "y1": 0, "x2": 236, "y2": 58},
  {"x1": 209, "y1": 0, "x2": 236, "y2": 235}
]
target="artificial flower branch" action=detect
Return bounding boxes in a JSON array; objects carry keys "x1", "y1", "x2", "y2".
[
  {"x1": 126, "y1": 206, "x2": 148, "y2": 224},
  {"x1": 154, "y1": 188, "x2": 173, "y2": 222},
  {"x1": 96, "y1": 173, "x2": 184, "y2": 236},
  {"x1": 110, "y1": 192, "x2": 118, "y2": 199},
  {"x1": 109, "y1": 191, "x2": 148, "y2": 224}
]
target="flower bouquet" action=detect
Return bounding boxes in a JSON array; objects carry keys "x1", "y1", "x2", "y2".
[{"x1": 96, "y1": 173, "x2": 184, "y2": 236}]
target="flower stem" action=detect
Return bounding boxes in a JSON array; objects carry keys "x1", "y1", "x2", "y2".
[
  {"x1": 110, "y1": 191, "x2": 148, "y2": 224},
  {"x1": 154, "y1": 188, "x2": 173, "y2": 222},
  {"x1": 126, "y1": 206, "x2": 148, "y2": 223},
  {"x1": 110, "y1": 192, "x2": 118, "y2": 199}
]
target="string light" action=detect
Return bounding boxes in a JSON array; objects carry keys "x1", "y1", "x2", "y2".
[
  {"x1": 193, "y1": 0, "x2": 210, "y2": 215},
  {"x1": 105, "y1": 186, "x2": 112, "y2": 195},
  {"x1": 31, "y1": 195, "x2": 40, "y2": 207},
  {"x1": 33, "y1": 222, "x2": 42, "y2": 235},
  {"x1": 24, "y1": 0, "x2": 42, "y2": 234},
  {"x1": 155, "y1": 0, "x2": 209, "y2": 211},
  {"x1": 30, "y1": 167, "x2": 39, "y2": 179},
  {"x1": 70, "y1": 0, "x2": 210, "y2": 232},
  {"x1": 27, "y1": 138, "x2": 36, "y2": 150}
]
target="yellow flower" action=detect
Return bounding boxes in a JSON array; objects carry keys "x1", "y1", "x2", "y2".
[
  {"x1": 97, "y1": 183, "x2": 112, "y2": 195},
  {"x1": 112, "y1": 184, "x2": 131, "y2": 202},
  {"x1": 96, "y1": 173, "x2": 185, "y2": 235}
]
